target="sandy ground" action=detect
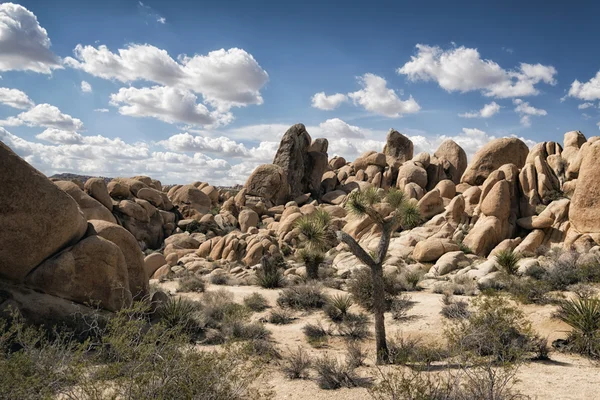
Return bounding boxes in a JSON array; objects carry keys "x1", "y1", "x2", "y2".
[{"x1": 158, "y1": 280, "x2": 600, "y2": 400}]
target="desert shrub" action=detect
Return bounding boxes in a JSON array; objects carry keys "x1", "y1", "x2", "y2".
[
  {"x1": 158, "y1": 297, "x2": 203, "y2": 334},
  {"x1": 440, "y1": 295, "x2": 470, "y2": 320},
  {"x1": 200, "y1": 289, "x2": 250, "y2": 329},
  {"x1": 209, "y1": 273, "x2": 230, "y2": 285},
  {"x1": 387, "y1": 335, "x2": 449, "y2": 367},
  {"x1": 0, "y1": 304, "x2": 269, "y2": 400},
  {"x1": 243, "y1": 292, "x2": 269, "y2": 312},
  {"x1": 555, "y1": 296, "x2": 600, "y2": 359},
  {"x1": 506, "y1": 277, "x2": 553, "y2": 305},
  {"x1": 303, "y1": 322, "x2": 329, "y2": 347},
  {"x1": 446, "y1": 295, "x2": 540, "y2": 362},
  {"x1": 177, "y1": 275, "x2": 206, "y2": 293},
  {"x1": 255, "y1": 256, "x2": 285, "y2": 289},
  {"x1": 390, "y1": 293, "x2": 415, "y2": 320},
  {"x1": 277, "y1": 284, "x2": 328, "y2": 310},
  {"x1": 226, "y1": 321, "x2": 271, "y2": 341},
  {"x1": 347, "y1": 268, "x2": 400, "y2": 311},
  {"x1": 246, "y1": 338, "x2": 281, "y2": 360},
  {"x1": 324, "y1": 294, "x2": 354, "y2": 322},
  {"x1": 396, "y1": 270, "x2": 423, "y2": 291},
  {"x1": 345, "y1": 340, "x2": 367, "y2": 368},
  {"x1": 313, "y1": 353, "x2": 361, "y2": 390},
  {"x1": 496, "y1": 249, "x2": 520, "y2": 275},
  {"x1": 370, "y1": 363, "x2": 527, "y2": 400},
  {"x1": 337, "y1": 312, "x2": 371, "y2": 340},
  {"x1": 282, "y1": 346, "x2": 312, "y2": 379},
  {"x1": 267, "y1": 308, "x2": 295, "y2": 325},
  {"x1": 458, "y1": 241, "x2": 473, "y2": 254}
]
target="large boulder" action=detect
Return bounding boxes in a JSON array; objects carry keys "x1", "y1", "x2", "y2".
[
  {"x1": 89, "y1": 220, "x2": 149, "y2": 300},
  {"x1": 413, "y1": 238, "x2": 460, "y2": 262},
  {"x1": 84, "y1": 178, "x2": 113, "y2": 211},
  {"x1": 434, "y1": 140, "x2": 468, "y2": 184},
  {"x1": 383, "y1": 129, "x2": 413, "y2": 168},
  {"x1": 169, "y1": 184, "x2": 212, "y2": 217},
  {"x1": 55, "y1": 181, "x2": 117, "y2": 223},
  {"x1": 24, "y1": 235, "x2": 132, "y2": 311},
  {"x1": 0, "y1": 141, "x2": 88, "y2": 282},
  {"x1": 569, "y1": 141, "x2": 600, "y2": 234},
  {"x1": 245, "y1": 164, "x2": 290, "y2": 205},
  {"x1": 273, "y1": 123, "x2": 312, "y2": 199},
  {"x1": 238, "y1": 209, "x2": 259, "y2": 233},
  {"x1": 461, "y1": 138, "x2": 529, "y2": 186}
]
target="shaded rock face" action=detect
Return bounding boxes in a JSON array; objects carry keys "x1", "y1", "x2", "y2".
[
  {"x1": 383, "y1": 129, "x2": 413, "y2": 168},
  {"x1": 434, "y1": 140, "x2": 468, "y2": 185},
  {"x1": 569, "y1": 141, "x2": 600, "y2": 234},
  {"x1": 245, "y1": 164, "x2": 289, "y2": 205},
  {"x1": 0, "y1": 141, "x2": 88, "y2": 282},
  {"x1": 25, "y1": 235, "x2": 132, "y2": 312},
  {"x1": 55, "y1": 180, "x2": 117, "y2": 224},
  {"x1": 273, "y1": 123, "x2": 312, "y2": 199},
  {"x1": 461, "y1": 138, "x2": 529, "y2": 186}
]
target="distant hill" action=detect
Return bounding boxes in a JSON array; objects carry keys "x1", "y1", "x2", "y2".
[{"x1": 50, "y1": 173, "x2": 112, "y2": 185}]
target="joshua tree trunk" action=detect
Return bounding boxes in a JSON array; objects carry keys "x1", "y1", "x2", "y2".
[
  {"x1": 306, "y1": 258, "x2": 319, "y2": 280},
  {"x1": 337, "y1": 221, "x2": 395, "y2": 364}
]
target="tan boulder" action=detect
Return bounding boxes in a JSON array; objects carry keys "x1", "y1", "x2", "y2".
[
  {"x1": 435, "y1": 179, "x2": 456, "y2": 199},
  {"x1": 55, "y1": 181, "x2": 116, "y2": 223},
  {"x1": 569, "y1": 141, "x2": 600, "y2": 234},
  {"x1": 136, "y1": 187, "x2": 164, "y2": 208},
  {"x1": 170, "y1": 184, "x2": 212, "y2": 215},
  {"x1": 517, "y1": 215, "x2": 554, "y2": 230},
  {"x1": 144, "y1": 253, "x2": 167, "y2": 278},
  {"x1": 107, "y1": 180, "x2": 131, "y2": 198},
  {"x1": 239, "y1": 209, "x2": 259, "y2": 233},
  {"x1": 434, "y1": 140, "x2": 468, "y2": 184},
  {"x1": 462, "y1": 216, "x2": 504, "y2": 256},
  {"x1": 0, "y1": 141, "x2": 88, "y2": 281},
  {"x1": 89, "y1": 220, "x2": 149, "y2": 299},
  {"x1": 480, "y1": 180, "x2": 511, "y2": 220},
  {"x1": 396, "y1": 162, "x2": 427, "y2": 188},
  {"x1": 201, "y1": 185, "x2": 219, "y2": 205},
  {"x1": 461, "y1": 137, "x2": 529, "y2": 185},
  {"x1": 25, "y1": 235, "x2": 132, "y2": 311},
  {"x1": 322, "y1": 190, "x2": 347, "y2": 205},
  {"x1": 329, "y1": 156, "x2": 346, "y2": 170},
  {"x1": 383, "y1": 129, "x2": 413, "y2": 167},
  {"x1": 117, "y1": 199, "x2": 148, "y2": 222},
  {"x1": 412, "y1": 238, "x2": 460, "y2": 262},
  {"x1": 245, "y1": 164, "x2": 289, "y2": 205},
  {"x1": 354, "y1": 151, "x2": 387, "y2": 171},
  {"x1": 84, "y1": 178, "x2": 113, "y2": 211},
  {"x1": 514, "y1": 230, "x2": 545, "y2": 255},
  {"x1": 417, "y1": 189, "x2": 445, "y2": 219}
]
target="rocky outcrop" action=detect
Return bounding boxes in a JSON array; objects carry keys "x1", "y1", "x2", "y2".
[
  {"x1": 245, "y1": 164, "x2": 289, "y2": 205},
  {"x1": 0, "y1": 141, "x2": 88, "y2": 282},
  {"x1": 569, "y1": 141, "x2": 600, "y2": 234},
  {"x1": 383, "y1": 129, "x2": 413, "y2": 168},
  {"x1": 461, "y1": 138, "x2": 529, "y2": 186}
]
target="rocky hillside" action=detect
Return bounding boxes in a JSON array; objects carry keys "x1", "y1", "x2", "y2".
[{"x1": 0, "y1": 125, "x2": 596, "y2": 318}]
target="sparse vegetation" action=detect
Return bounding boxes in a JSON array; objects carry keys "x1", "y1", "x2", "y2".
[
  {"x1": 177, "y1": 275, "x2": 206, "y2": 293},
  {"x1": 255, "y1": 255, "x2": 285, "y2": 288},
  {"x1": 555, "y1": 296, "x2": 600, "y2": 359},
  {"x1": 277, "y1": 284, "x2": 328, "y2": 310},
  {"x1": 283, "y1": 346, "x2": 312, "y2": 379},
  {"x1": 295, "y1": 209, "x2": 336, "y2": 279},
  {"x1": 346, "y1": 340, "x2": 368, "y2": 368},
  {"x1": 303, "y1": 322, "x2": 329, "y2": 347},
  {"x1": 496, "y1": 249, "x2": 520, "y2": 275},
  {"x1": 390, "y1": 293, "x2": 415, "y2": 320},
  {"x1": 440, "y1": 295, "x2": 470, "y2": 319},
  {"x1": 243, "y1": 292, "x2": 270, "y2": 312},
  {"x1": 324, "y1": 294, "x2": 354, "y2": 322},
  {"x1": 267, "y1": 308, "x2": 295, "y2": 325},
  {"x1": 337, "y1": 312, "x2": 371, "y2": 340},
  {"x1": 313, "y1": 353, "x2": 362, "y2": 390}
]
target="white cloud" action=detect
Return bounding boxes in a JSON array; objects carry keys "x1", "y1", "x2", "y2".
[
  {"x1": 158, "y1": 132, "x2": 250, "y2": 156},
  {"x1": 0, "y1": 3, "x2": 61, "y2": 73},
  {"x1": 459, "y1": 101, "x2": 501, "y2": 118},
  {"x1": 314, "y1": 118, "x2": 366, "y2": 138},
  {"x1": 0, "y1": 87, "x2": 35, "y2": 109},
  {"x1": 397, "y1": 44, "x2": 556, "y2": 98},
  {"x1": 94, "y1": 108, "x2": 109, "y2": 113},
  {"x1": 65, "y1": 45, "x2": 268, "y2": 111},
  {"x1": 80, "y1": 81, "x2": 92, "y2": 93},
  {"x1": 568, "y1": 71, "x2": 600, "y2": 101},
  {"x1": 109, "y1": 86, "x2": 233, "y2": 127},
  {"x1": 0, "y1": 103, "x2": 84, "y2": 131},
  {"x1": 311, "y1": 92, "x2": 347, "y2": 110},
  {"x1": 513, "y1": 98, "x2": 547, "y2": 127},
  {"x1": 348, "y1": 73, "x2": 420, "y2": 117},
  {"x1": 36, "y1": 128, "x2": 83, "y2": 144},
  {"x1": 578, "y1": 102, "x2": 595, "y2": 109},
  {"x1": 138, "y1": 1, "x2": 166, "y2": 25}
]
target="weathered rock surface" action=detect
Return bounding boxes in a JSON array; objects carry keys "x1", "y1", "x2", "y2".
[{"x1": 461, "y1": 138, "x2": 529, "y2": 185}]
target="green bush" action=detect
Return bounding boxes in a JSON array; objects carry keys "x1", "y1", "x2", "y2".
[
  {"x1": 496, "y1": 249, "x2": 520, "y2": 275},
  {"x1": 277, "y1": 284, "x2": 328, "y2": 310},
  {"x1": 255, "y1": 256, "x2": 285, "y2": 289},
  {"x1": 388, "y1": 335, "x2": 449, "y2": 367},
  {"x1": 200, "y1": 289, "x2": 250, "y2": 329},
  {"x1": 555, "y1": 296, "x2": 600, "y2": 359},
  {"x1": 324, "y1": 294, "x2": 354, "y2": 322},
  {"x1": 158, "y1": 297, "x2": 203, "y2": 334},
  {"x1": 347, "y1": 268, "x2": 401, "y2": 311},
  {"x1": 303, "y1": 322, "x2": 329, "y2": 347}
]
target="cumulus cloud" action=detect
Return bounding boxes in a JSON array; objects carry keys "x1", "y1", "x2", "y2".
[
  {"x1": 158, "y1": 132, "x2": 250, "y2": 156},
  {"x1": 513, "y1": 98, "x2": 547, "y2": 127},
  {"x1": 313, "y1": 118, "x2": 366, "y2": 138},
  {"x1": 568, "y1": 71, "x2": 600, "y2": 101},
  {"x1": 36, "y1": 128, "x2": 83, "y2": 144},
  {"x1": 348, "y1": 73, "x2": 420, "y2": 117},
  {"x1": 578, "y1": 102, "x2": 595, "y2": 109},
  {"x1": 0, "y1": 87, "x2": 35, "y2": 109},
  {"x1": 458, "y1": 101, "x2": 501, "y2": 118},
  {"x1": 81, "y1": 81, "x2": 92, "y2": 93},
  {"x1": 0, "y1": 103, "x2": 84, "y2": 131},
  {"x1": 397, "y1": 44, "x2": 556, "y2": 98},
  {"x1": 64, "y1": 44, "x2": 268, "y2": 111},
  {"x1": 109, "y1": 86, "x2": 233, "y2": 127},
  {"x1": 0, "y1": 3, "x2": 61, "y2": 73},
  {"x1": 311, "y1": 92, "x2": 347, "y2": 110}
]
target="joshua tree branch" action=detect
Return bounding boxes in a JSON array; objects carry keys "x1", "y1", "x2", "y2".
[{"x1": 336, "y1": 231, "x2": 377, "y2": 269}]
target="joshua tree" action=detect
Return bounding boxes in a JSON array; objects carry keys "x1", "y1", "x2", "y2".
[
  {"x1": 338, "y1": 187, "x2": 421, "y2": 363},
  {"x1": 295, "y1": 209, "x2": 336, "y2": 280}
]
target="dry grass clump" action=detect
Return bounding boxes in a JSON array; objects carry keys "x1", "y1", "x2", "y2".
[
  {"x1": 277, "y1": 284, "x2": 328, "y2": 310},
  {"x1": 282, "y1": 346, "x2": 312, "y2": 379},
  {"x1": 243, "y1": 292, "x2": 269, "y2": 312}
]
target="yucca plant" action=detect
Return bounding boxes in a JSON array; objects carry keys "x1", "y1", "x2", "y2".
[
  {"x1": 338, "y1": 187, "x2": 421, "y2": 364},
  {"x1": 556, "y1": 296, "x2": 600, "y2": 358},
  {"x1": 496, "y1": 249, "x2": 520, "y2": 275},
  {"x1": 295, "y1": 209, "x2": 336, "y2": 279},
  {"x1": 325, "y1": 294, "x2": 354, "y2": 322},
  {"x1": 255, "y1": 255, "x2": 285, "y2": 288}
]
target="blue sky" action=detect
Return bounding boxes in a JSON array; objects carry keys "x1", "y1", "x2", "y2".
[{"x1": 1, "y1": 0, "x2": 600, "y2": 184}]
